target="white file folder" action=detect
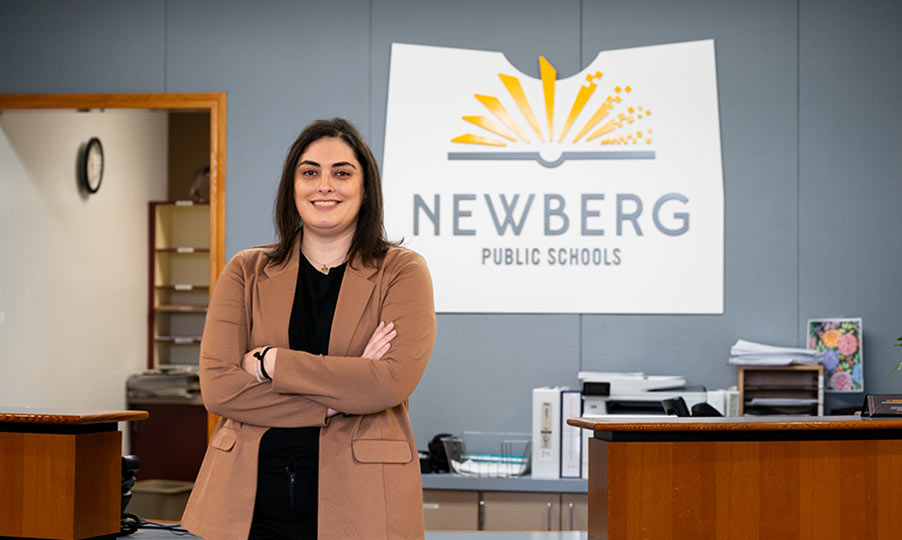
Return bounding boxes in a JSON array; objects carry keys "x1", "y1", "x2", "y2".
[
  {"x1": 560, "y1": 390, "x2": 583, "y2": 478},
  {"x1": 532, "y1": 386, "x2": 565, "y2": 479}
]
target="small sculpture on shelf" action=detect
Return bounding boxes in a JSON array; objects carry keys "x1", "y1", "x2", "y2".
[{"x1": 189, "y1": 165, "x2": 210, "y2": 202}]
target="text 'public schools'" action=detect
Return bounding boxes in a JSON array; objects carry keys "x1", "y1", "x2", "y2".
[{"x1": 481, "y1": 247, "x2": 622, "y2": 266}]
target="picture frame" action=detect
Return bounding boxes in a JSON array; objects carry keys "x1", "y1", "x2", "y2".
[{"x1": 807, "y1": 318, "x2": 863, "y2": 393}]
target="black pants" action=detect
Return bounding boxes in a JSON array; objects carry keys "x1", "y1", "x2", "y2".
[{"x1": 248, "y1": 427, "x2": 320, "y2": 540}]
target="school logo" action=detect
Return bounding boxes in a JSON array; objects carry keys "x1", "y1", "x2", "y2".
[
  {"x1": 450, "y1": 57, "x2": 655, "y2": 167},
  {"x1": 383, "y1": 41, "x2": 723, "y2": 314}
]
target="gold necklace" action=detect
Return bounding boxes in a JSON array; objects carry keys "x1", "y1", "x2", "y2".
[{"x1": 301, "y1": 247, "x2": 347, "y2": 274}]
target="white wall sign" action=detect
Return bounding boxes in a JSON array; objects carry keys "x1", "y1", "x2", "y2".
[{"x1": 383, "y1": 40, "x2": 724, "y2": 313}]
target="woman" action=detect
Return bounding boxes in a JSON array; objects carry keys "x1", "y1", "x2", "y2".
[{"x1": 181, "y1": 118, "x2": 436, "y2": 540}]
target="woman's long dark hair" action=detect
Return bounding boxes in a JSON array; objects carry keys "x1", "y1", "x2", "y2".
[{"x1": 267, "y1": 118, "x2": 392, "y2": 267}]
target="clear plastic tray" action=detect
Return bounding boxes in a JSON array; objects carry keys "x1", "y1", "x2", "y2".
[{"x1": 441, "y1": 431, "x2": 531, "y2": 477}]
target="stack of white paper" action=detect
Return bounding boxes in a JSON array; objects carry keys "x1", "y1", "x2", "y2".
[
  {"x1": 729, "y1": 339, "x2": 822, "y2": 366},
  {"x1": 706, "y1": 389, "x2": 741, "y2": 416},
  {"x1": 747, "y1": 398, "x2": 820, "y2": 406}
]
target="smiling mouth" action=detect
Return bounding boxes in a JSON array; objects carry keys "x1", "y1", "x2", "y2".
[{"x1": 312, "y1": 201, "x2": 339, "y2": 207}]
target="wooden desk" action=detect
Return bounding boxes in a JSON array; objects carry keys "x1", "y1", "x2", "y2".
[
  {"x1": 123, "y1": 529, "x2": 589, "y2": 540},
  {"x1": 568, "y1": 416, "x2": 902, "y2": 540},
  {"x1": 0, "y1": 407, "x2": 148, "y2": 540}
]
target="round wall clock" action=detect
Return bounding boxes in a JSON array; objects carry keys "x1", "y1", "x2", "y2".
[{"x1": 80, "y1": 137, "x2": 104, "y2": 194}]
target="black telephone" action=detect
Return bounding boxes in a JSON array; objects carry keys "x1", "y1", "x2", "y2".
[{"x1": 421, "y1": 433, "x2": 453, "y2": 473}]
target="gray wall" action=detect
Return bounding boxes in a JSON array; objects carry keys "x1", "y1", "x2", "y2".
[{"x1": 2, "y1": 0, "x2": 900, "y2": 446}]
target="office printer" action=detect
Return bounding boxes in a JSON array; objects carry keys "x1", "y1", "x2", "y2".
[{"x1": 578, "y1": 371, "x2": 709, "y2": 416}]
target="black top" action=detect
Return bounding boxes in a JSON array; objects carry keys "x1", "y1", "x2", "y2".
[
  {"x1": 249, "y1": 257, "x2": 346, "y2": 540},
  {"x1": 289, "y1": 258, "x2": 347, "y2": 354}
]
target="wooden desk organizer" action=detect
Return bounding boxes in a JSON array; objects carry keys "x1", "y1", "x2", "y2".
[{"x1": 0, "y1": 409, "x2": 148, "y2": 540}]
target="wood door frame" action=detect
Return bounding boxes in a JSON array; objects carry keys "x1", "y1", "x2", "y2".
[
  {"x1": 1, "y1": 93, "x2": 227, "y2": 440},
  {"x1": 0, "y1": 93, "x2": 227, "y2": 288}
]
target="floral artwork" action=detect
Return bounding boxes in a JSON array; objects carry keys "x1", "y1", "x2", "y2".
[{"x1": 808, "y1": 318, "x2": 863, "y2": 392}]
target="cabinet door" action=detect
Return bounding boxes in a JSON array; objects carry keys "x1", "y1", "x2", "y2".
[
  {"x1": 560, "y1": 493, "x2": 588, "y2": 531},
  {"x1": 481, "y1": 491, "x2": 560, "y2": 531},
  {"x1": 128, "y1": 402, "x2": 207, "y2": 482},
  {"x1": 422, "y1": 489, "x2": 478, "y2": 531}
]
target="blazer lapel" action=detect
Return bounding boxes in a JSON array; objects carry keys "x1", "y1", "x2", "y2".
[
  {"x1": 256, "y1": 239, "x2": 300, "y2": 348},
  {"x1": 330, "y1": 258, "x2": 376, "y2": 356}
]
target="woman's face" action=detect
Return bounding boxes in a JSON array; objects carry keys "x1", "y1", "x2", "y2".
[{"x1": 294, "y1": 137, "x2": 364, "y2": 240}]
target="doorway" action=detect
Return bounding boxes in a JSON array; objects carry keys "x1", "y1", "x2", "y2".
[
  {"x1": 0, "y1": 92, "x2": 226, "y2": 484},
  {"x1": 0, "y1": 93, "x2": 226, "y2": 283}
]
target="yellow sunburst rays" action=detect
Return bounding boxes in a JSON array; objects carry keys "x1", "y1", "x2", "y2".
[
  {"x1": 452, "y1": 59, "x2": 553, "y2": 147},
  {"x1": 451, "y1": 93, "x2": 533, "y2": 146},
  {"x1": 557, "y1": 71, "x2": 603, "y2": 142},
  {"x1": 577, "y1": 86, "x2": 652, "y2": 145},
  {"x1": 539, "y1": 56, "x2": 556, "y2": 141},
  {"x1": 601, "y1": 126, "x2": 654, "y2": 145},
  {"x1": 457, "y1": 115, "x2": 516, "y2": 147},
  {"x1": 499, "y1": 74, "x2": 546, "y2": 142},
  {"x1": 453, "y1": 57, "x2": 652, "y2": 147},
  {"x1": 570, "y1": 93, "x2": 619, "y2": 142},
  {"x1": 600, "y1": 106, "x2": 653, "y2": 145}
]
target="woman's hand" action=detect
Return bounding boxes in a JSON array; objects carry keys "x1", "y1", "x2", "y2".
[
  {"x1": 240, "y1": 321, "x2": 395, "y2": 377},
  {"x1": 241, "y1": 347, "x2": 277, "y2": 380},
  {"x1": 238, "y1": 322, "x2": 393, "y2": 413},
  {"x1": 362, "y1": 321, "x2": 396, "y2": 360},
  {"x1": 241, "y1": 348, "x2": 261, "y2": 376}
]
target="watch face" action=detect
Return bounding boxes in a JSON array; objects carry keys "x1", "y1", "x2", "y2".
[{"x1": 83, "y1": 137, "x2": 104, "y2": 193}]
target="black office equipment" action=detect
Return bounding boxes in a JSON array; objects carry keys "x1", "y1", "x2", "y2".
[
  {"x1": 661, "y1": 397, "x2": 691, "y2": 417},
  {"x1": 427, "y1": 433, "x2": 453, "y2": 473},
  {"x1": 690, "y1": 402, "x2": 724, "y2": 417}
]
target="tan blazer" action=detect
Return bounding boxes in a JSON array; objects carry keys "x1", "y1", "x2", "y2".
[{"x1": 180, "y1": 241, "x2": 436, "y2": 540}]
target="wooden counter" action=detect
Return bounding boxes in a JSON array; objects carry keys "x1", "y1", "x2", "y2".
[
  {"x1": 0, "y1": 407, "x2": 148, "y2": 540},
  {"x1": 568, "y1": 416, "x2": 902, "y2": 540}
]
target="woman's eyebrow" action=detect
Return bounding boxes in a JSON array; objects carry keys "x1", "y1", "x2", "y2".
[{"x1": 298, "y1": 160, "x2": 357, "y2": 169}]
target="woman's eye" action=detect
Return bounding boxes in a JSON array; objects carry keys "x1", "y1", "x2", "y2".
[
  {"x1": 335, "y1": 170, "x2": 350, "y2": 177},
  {"x1": 300, "y1": 169, "x2": 317, "y2": 177}
]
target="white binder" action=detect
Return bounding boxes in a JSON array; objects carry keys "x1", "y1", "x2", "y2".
[
  {"x1": 560, "y1": 389, "x2": 583, "y2": 478},
  {"x1": 532, "y1": 386, "x2": 565, "y2": 479}
]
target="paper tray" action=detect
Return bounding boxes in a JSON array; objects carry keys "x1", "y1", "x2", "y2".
[{"x1": 441, "y1": 431, "x2": 531, "y2": 478}]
